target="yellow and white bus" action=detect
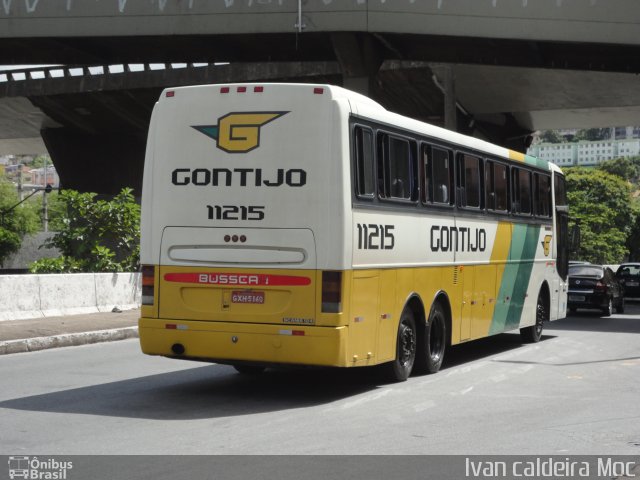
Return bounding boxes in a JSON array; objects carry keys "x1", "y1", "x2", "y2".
[{"x1": 139, "y1": 83, "x2": 570, "y2": 381}]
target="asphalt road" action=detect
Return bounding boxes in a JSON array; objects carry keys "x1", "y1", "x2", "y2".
[{"x1": 1, "y1": 303, "x2": 639, "y2": 457}]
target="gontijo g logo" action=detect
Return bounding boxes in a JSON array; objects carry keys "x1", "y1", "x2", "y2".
[{"x1": 192, "y1": 111, "x2": 288, "y2": 153}]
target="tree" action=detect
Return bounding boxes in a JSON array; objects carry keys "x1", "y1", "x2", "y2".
[
  {"x1": 598, "y1": 157, "x2": 640, "y2": 182},
  {"x1": 626, "y1": 204, "x2": 640, "y2": 262},
  {"x1": 574, "y1": 128, "x2": 610, "y2": 142},
  {"x1": 30, "y1": 155, "x2": 50, "y2": 169},
  {"x1": 30, "y1": 188, "x2": 140, "y2": 273},
  {"x1": 538, "y1": 130, "x2": 563, "y2": 143},
  {"x1": 43, "y1": 190, "x2": 65, "y2": 231},
  {"x1": 566, "y1": 167, "x2": 632, "y2": 264},
  {"x1": 0, "y1": 178, "x2": 40, "y2": 266}
]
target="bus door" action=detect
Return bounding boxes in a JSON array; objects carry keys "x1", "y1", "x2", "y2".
[{"x1": 554, "y1": 172, "x2": 570, "y2": 318}]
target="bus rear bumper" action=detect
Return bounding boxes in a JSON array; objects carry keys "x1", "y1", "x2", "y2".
[{"x1": 139, "y1": 317, "x2": 348, "y2": 367}]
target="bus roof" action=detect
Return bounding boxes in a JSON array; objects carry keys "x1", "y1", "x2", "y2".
[{"x1": 159, "y1": 82, "x2": 555, "y2": 173}]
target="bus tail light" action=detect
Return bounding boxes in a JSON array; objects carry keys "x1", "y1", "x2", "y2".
[
  {"x1": 321, "y1": 271, "x2": 342, "y2": 313},
  {"x1": 142, "y1": 265, "x2": 155, "y2": 305}
]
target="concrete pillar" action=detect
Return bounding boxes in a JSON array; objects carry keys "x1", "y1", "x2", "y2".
[
  {"x1": 331, "y1": 33, "x2": 382, "y2": 97},
  {"x1": 41, "y1": 128, "x2": 145, "y2": 195},
  {"x1": 442, "y1": 66, "x2": 457, "y2": 132}
]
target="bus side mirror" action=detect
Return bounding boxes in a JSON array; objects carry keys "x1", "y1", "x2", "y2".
[{"x1": 569, "y1": 224, "x2": 580, "y2": 252}]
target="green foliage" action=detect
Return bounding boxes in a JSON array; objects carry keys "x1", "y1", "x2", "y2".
[
  {"x1": 30, "y1": 155, "x2": 50, "y2": 169},
  {"x1": 538, "y1": 130, "x2": 563, "y2": 144},
  {"x1": 598, "y1": 157, "x2": 640, "y2": 182},
  {"x1": 595, "y1": 156, "x2": 640, "y2": 261},
  {"x1": 566, "y1": 167, "x2": 632, "y2": 264},
  {"x1": 0, "y1": 228, "x2": 21, "y2": 265},
  {"x1": 627, "y1": 203, "x2": 640, "y2": 262},
  {"x1": 0, "y1": 178, "x2": 40, "y2": 266},
  {"x1": 44, "y1": 191, "x2": 66, "y2": 231},
  {"x1": 29, "y1": 188, "x2": 140, "y2": 273},
  {"x1": 29, "y1": 256, "x2": 83, "y2": 274},
  {"x1": 573, "y1": 128, "x2": 610, "y2": 142}
]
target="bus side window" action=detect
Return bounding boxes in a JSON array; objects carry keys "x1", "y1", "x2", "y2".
[
  {"x1": 486, "y1": 161, "x2": 509, "y2": 213},
  {"x1": 457, "y1": 153, "x2": 482, "y2": 209},
  {"x1": 431, "y1": 147, "x2": 452, "y2": 205},
  {"x1": 378, "y1": 133, "x2": 417, "y2": 202},
  {"x1": 421, "y1": 144, "x2": 430, "y2": 204},
  {"x1": 512, "y1": 167, "x2": 532, "y2": 215},
  {"x1": 535, "y1": 173, "x2": 551, "y2": 217},
  {"x1": 554, "y1": 171, "x2": 568, "y2": 207},
  {"x1": 494, "y1": 163, "x2": 509, "y2": 212},
  {"x1": 485, "y1": 160, "x2": 494, "y2": 210},
  {"x1": 354, "y1": 126, "x2": 374, "y2": 198}
]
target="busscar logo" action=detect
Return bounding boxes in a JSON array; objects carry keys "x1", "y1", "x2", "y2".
[{"x1": 192, "y1": 111, "x2": 288, "y2": 153}]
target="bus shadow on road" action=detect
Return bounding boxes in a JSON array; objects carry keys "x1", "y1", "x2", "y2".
[
  {"x1": 0, "y1": 333, "x2": 552, "y2": 421},
  {"x1": 440, "y1": 332, "x2": 554, "y2": 371},
  {"x1": 0, "y1": 363, "x2": 385, "y2": 420}
]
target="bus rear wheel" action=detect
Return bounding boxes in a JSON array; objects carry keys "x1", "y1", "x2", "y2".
[
  {"x1": 416, "y1": 301, "x2": 447, "y2": 374},
  {"x1": 383, "y1": 309, "x2": 417, "y2": 382},
  {"x1": 520, "y1": 291, "x2": 546, "y2": 343}
]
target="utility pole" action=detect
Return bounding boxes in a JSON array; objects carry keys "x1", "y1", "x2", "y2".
[
  {"x1": 42, "y1": 156, "x2": 48, "y2": 232},
  {"x1": 17, "y1": 163, "x2": 23, "y2": 201}
]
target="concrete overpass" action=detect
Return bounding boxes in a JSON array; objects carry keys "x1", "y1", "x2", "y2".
[{"x1": 2, "y1": 0, "x2": 640, "y2": 194}]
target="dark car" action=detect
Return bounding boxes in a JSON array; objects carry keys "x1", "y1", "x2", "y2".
[
  {"x1": 568, "y1": 264, "x2": 624, "y2": 316},
  {"x1": 616, "y1": 263, "x2": 640, "y2": 298}
]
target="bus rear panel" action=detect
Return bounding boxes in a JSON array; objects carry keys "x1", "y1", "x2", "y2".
[{"x1": 139, "y1": 84, "x2": 359, "y2": 367}]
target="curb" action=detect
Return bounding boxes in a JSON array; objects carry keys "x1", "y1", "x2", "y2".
[{"x1": 0, "y1": 327, "x2": 139, "y2": 355}]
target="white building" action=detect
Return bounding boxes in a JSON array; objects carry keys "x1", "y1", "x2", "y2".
[{"x1": 527, "y1": 138, "x2": 640, "y2": 167}]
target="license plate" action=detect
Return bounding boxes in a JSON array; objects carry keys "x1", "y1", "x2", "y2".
[
  {"x1": 232, "y1": 291, "x2": 265, "y2": 304},
  {"x1": 569, "y1": 295, "x2": 585, "y2": 302},
  {"x1": 627, "y1": 281, "x2": 639, "y2": 287}
]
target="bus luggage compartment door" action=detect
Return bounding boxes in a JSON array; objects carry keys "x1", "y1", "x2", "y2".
[{"x1": 157, "y1": 227, "x2": 317, "y2": 324}]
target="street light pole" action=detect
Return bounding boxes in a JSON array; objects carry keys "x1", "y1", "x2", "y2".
[{"x1": 42, "y1": 156, "x2": 48, "y2": 232}]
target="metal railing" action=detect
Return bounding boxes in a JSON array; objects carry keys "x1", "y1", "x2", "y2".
[{"x1": 0, "y1": 61, "x2": 342, "y2": 98}]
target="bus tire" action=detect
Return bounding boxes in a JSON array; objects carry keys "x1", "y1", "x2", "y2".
[
  {"x1": 416, "y1": 301, "x2": 447, "y2": 374},
  {"x1": 233, "y1": 365, "x2": 266, "y2": 375},
  {"x1": 520, "y1": 290, "x2": 546, "y2": 343},
  {"x1": 383, "y1": 308, "x2": 417, "y2": 382}
]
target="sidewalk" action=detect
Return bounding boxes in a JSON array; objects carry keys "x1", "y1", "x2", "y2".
[{"x1": 0, "y1": 308, "x2": 139, "y2": 355}]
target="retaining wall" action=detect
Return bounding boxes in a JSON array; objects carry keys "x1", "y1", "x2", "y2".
[{"x1": 0, "y1": 272, "x2": 141, "y2": 321}]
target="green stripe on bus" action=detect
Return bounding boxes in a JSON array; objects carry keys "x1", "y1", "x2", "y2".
[
  {"x1": 490, "y1": 224, "x2": 541, "y2": 334},
  {"x1": 524, "y1": 154, "x2": 549, "y2": 170}
]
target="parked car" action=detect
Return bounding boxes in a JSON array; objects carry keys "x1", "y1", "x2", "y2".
[
  {"x1": 568, "y1": 264, "x2": 624, "y2": 316},
  {"x1": 615, "y1": 263, "x2": 640, "y2": 298}
]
